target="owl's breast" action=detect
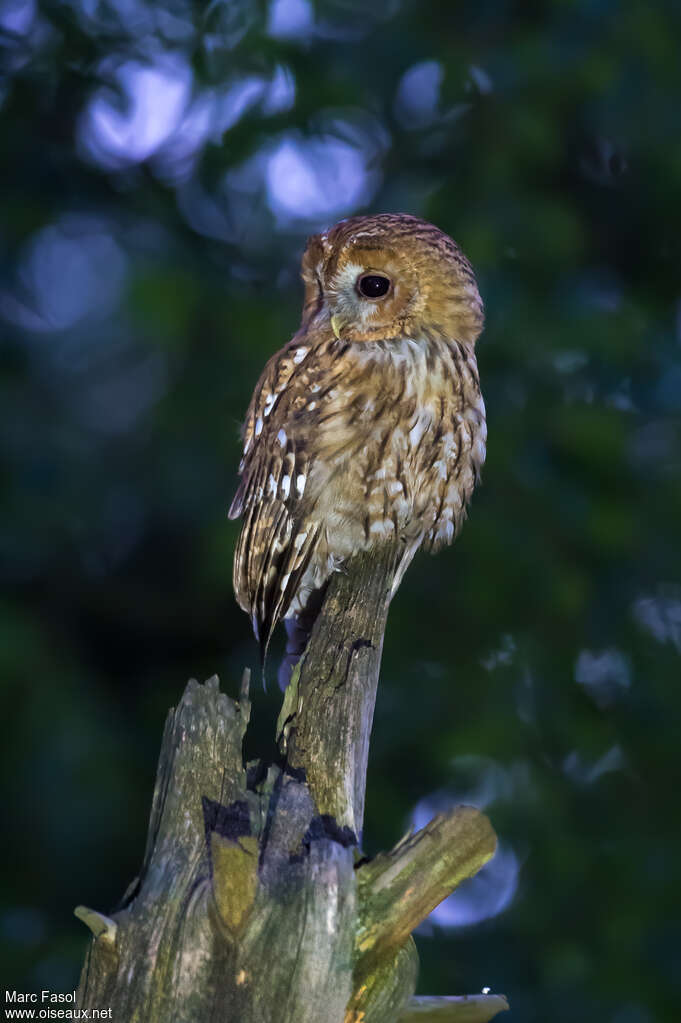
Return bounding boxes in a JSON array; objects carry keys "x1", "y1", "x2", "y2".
[{"x1": 306, "y1": 335, "x2": 485, "y2": 556}]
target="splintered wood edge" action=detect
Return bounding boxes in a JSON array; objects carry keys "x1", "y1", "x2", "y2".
[
  {"x1": 74, "y1": 906, "x2": 117, "y2": 945},
  {"x1": 398, "y1": 993, "x2": 510, "y2": 1022}
]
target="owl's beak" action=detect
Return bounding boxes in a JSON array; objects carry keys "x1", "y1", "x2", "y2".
[{"x1": 330, "y1": 314, "x2": 343, "y2": 340}]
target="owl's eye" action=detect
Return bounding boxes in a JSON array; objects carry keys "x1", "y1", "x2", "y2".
[{"x1": 357, "y1": 273, "x2": 391, "y2": 300}]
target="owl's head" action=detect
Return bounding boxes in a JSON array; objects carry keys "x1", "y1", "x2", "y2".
[{"x1": 301, "y1": 213, "x2": 483, "y2": 346}]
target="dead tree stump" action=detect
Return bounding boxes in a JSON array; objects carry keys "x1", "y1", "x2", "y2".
[{"x1": 76, "y1": 544, "x2": 508, "y2": 1022}]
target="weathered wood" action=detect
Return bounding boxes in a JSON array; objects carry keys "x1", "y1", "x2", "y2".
[
  {"x1": 278, "y1": 541, "x2": 398, "y2": 836},
  {"x1": 347, "y1": 808, "x2": 497, "y2": 1022},
  {"x1": 399, "y1": 994, "x2": 509, "y2": 1022},
  {"x1": 77, "y1": 674, "x2": 359, "y2": 1023},
  {"x1": 78, "y1": 675, "x2": 251, "y2": 1022},
  {"x1": 356, "y1": 807, "x2": 497, "y2": 967},
  {"x1": 76, "y1": 546, "x2": 505, "y2": 1022}
]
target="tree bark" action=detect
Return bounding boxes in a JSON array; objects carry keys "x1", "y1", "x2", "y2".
[
  {"x1": 278, "y1": 541, "x2": 398, "y2": 836},
  {"x1": 76, "y1": 546, "x2": 506, "y2": 1022}
]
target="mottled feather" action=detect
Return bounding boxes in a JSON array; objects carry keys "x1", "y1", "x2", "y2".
[{"x1": 230, "y1": 214, "x2": 486, "y2": 657}]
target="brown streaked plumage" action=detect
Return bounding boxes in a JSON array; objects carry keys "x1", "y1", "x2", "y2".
[{"x1": 229, "y1": 213, "x2": 486, "y2": 658}]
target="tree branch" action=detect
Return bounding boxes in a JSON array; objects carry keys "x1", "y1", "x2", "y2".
[
  {"x1": 356, "y1": 807, "x2": 497, "y2": 966},
  {"x1": 278, "y1": 542, "x2": 398, "y2": 836},
  {"x1": 399, "y1": 995, "x2": 509, "y2": 1022}
]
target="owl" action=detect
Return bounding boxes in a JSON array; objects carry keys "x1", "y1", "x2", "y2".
[{"x1": 229, "y1": 213, "x2": 486, "y2": 666}]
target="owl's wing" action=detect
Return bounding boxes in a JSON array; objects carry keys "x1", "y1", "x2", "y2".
[{"x1": 228, "y1": 338, "x2": 328, "y2": 658}]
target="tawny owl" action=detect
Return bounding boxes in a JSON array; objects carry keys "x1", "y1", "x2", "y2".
[{"x1": 229, "y1": 213, "x2": 485, "y2": 665}]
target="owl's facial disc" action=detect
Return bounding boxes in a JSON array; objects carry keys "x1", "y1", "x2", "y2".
[
  {"x1": 303, "y1": 214, "x2": 484, "y2": 345},
  {"x1": 326, "y1": 255, "x2": 416, "y2": 342},
  {"x1": 330, "y1": 271, "x2": 393, "y2": 338}
]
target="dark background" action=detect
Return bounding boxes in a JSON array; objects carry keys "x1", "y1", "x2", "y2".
[{"x1": 2, "y1": 1, "x2": 681, "y2": 1019}]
